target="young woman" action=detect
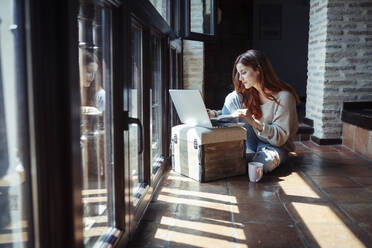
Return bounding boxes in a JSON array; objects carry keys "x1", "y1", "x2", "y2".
[
  {"x1": 208, "y1": 49, "x2": 300, "y2": 173},
  {"x1": 79, "y1": 49, "x2": 105, "y2": 112}
]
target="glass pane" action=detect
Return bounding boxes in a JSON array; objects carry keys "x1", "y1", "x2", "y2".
[
  {"x1": 130, "y1": 21, "x2": 144, "y2": 207},
  {"x1": 149, "y1": 0, "x2": 170, "y2": 23},
  {"x1": 0, "y1": 1, "x2": 33, "y2": 247},
  {"x1": 151, "y1": 34, "x2": 162, "y2": 174},
  {"x1": 78, "y1": 1, "x2": 115, "y2": 246},
  {"x1": 190, "y1": 0, "x2": 212, "y2": 34},
  {"x1": 169, "y1": 49, "x2": 180, "y2": 127}
]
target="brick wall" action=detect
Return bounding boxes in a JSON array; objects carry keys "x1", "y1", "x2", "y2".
[
  {"x1": 183, "y1": 40, "x2": 204, "y2": 95},
  {"x1": 306, "y1": 0, "x2": 372, "y2": 140},
  {"x1": 183, "y1": 0, "x2": 205, "y2": 95}
]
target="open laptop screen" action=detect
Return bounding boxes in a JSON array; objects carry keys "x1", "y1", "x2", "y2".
[{"x1": 169, "y1": 89, "x2": 213, "y2": 128}]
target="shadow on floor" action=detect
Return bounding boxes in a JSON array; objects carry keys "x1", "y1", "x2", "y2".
[{"x1": 128, "y1": 141, "x2": 372, "y2": 248}]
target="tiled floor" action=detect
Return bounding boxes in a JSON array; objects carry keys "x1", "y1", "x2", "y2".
[{"x1": 129, "y1": 141, "x2": 372, "y2": 248}]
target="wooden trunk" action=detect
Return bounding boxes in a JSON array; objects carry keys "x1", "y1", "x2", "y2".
[{"x1": 171, "y1": 125, "x2": 247, "y2": 182}]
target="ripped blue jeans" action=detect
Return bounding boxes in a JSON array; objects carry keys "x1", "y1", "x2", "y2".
[
  {"x1": 218, "y1": 91, "x2": 288, "y2": 173},
  {"x1": 245, "y1": 125, "x2": 288, "y2": 173}
]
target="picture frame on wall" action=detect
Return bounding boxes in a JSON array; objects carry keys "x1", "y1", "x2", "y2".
[{"x1": 259, "y1": 4, "x2": 282, "y2": 40}]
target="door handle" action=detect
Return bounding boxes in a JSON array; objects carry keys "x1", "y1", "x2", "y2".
[
  {"x1": 128, "y1": 117, "x2": 143, "y2": 155},
  {"x1": 124, "y1": 111, "x2": 143, "y2": 155}
]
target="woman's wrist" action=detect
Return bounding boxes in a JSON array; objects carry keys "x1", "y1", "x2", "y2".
[{"x1": 254, "y1": 120, "x2": 263, "y2": 132}]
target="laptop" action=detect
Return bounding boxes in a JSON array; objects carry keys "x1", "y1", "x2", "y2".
[{"x1": 169, "y1": 89, "x2": 242, "y2": 128}]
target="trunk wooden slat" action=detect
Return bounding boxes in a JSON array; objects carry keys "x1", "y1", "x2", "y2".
[{"x1": 171, "y1": 125, "x2": 247, "y2": 182}]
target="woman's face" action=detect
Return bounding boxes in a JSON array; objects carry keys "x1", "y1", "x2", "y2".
[
  {"x1": 81, "y1": 62, "x2": 98, "y2": 87},
  {"x1": 236, "y1": 63, "x2": 259, "y2": 89}
]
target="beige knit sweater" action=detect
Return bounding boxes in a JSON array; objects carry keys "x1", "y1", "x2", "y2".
[{"x1": 254, "y1": 90, "x2": 299, "y2": 152}]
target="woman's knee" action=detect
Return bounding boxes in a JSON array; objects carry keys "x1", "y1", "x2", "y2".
[{"x1": 252, "y1": 148, "x2": 281, "y2": 173}]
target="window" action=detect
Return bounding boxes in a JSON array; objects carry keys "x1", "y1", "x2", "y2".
[
  {"x1": 150, "y1": 33, "x2": 163, "y2": 174},
  {"x1": 130, "y1": 20, "x2": 145, "y2": 208},
  {"x1": 0, "y1": 0, "x2": 33, "y2": 246},
  {"x1": 78, "y1": 1, "x2": 115, "y2": 246},
  {"x1": 149, "y1": 0, "x2": 171, "y2": 24},
  {"x1": 190, "y1": 0, "x2": 212, "y2": 34},
  {"x1": 183, "y1": 0, "x2": 216, "y2": 41}
]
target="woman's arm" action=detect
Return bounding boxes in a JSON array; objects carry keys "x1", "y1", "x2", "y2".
[
  {"x1": 207, "y1": 91, "x2": 243, "y2": 118},
  {"x1": 239, "y1": 92, "x2": 298, "y2": 147},
  {"x1": 258, "y1": 92, "x2": 298, "y2": 147},
  {"x1": 221, "y1": 91, "x2": 244, "y2": 115}
]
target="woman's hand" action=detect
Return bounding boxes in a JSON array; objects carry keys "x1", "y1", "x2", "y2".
[
  {"x1": 231, "y1": 109, "x2": 248, "y2": 117},
  {"x1": 235, "y1": 109, "x2": 263, "y2": 131},
  {"x1": 206, "y1": 109, "x2": 216, "y2": 118}
]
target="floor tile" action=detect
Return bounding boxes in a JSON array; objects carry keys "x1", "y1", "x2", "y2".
[
  {"x1": 340, "y1": 203, "x2": 372, "y2": 236},
  {"x1": 130, "y1": 141, "x2": 372, "y2": 247},
  {"x1": 278, "y1": 187, "x2": 328, "y2": 204},
  {"x1": 310, "y1": 175, "x2": 360, "y2": 188},
  {"x1": 228, "y1": 184, "x2": 279, "y2": 204},
  {"x1": 175, "y1": 202, "x2": 233, "y2": 222},
  {"x1": 297, "y1": 222, "x2": 372, "y2": 248},
  {"x1": 302, "y1": 165, "x2": 372, "y2": 177},
  {"x1": 350, "y1": 177, "x2": 372, "y2": 186},
  {"x1": 324, "y1": 187, "x2": 372, "y2": 203},
  {"x1": 233, "y1": 201, "x2": 292, "y2": 224},
  {"x1": 128, "y1": 221, "x2": 169, "y2": 248},
  {"x1": 284, "y1": 202, "x2": 347, "y2": 224},
  {"x1": 302, "y1": 141, "x2": 338, "y2": 152},
  {"x1": 141, "y1": 202, "x2": 178, "y2": 223},
  {"x1": 234, "y1": 223, "x2": 305, "y2": 248},
  {"x1": 166, "y1": 220, "x2": 237, "y2": 248}
]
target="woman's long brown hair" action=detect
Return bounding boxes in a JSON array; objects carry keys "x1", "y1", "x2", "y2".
[{"x1": 232, "y1": 50, "x2": 300, "y2": 119}]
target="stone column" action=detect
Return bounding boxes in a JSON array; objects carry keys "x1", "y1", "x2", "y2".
[{"x1": 306, "y1": 0, "x2": 372, "y2": 144}]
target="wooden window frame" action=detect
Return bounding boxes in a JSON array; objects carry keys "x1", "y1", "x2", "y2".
[
  {"x1": 181, "y1": 0, "x2": 217, "y2": 42},
  {"x1": 125, "y1": 0, "x2": 172, "y2": 234},
  {"x1": 27, "y1": 0, "x2": 127, "y2": 247},
  {"x1": 26, "y1": 0, "x2": 83, "y2": 247},
  {"x1": 24, "y1": 0, "x2": 176, "y2": 246}
]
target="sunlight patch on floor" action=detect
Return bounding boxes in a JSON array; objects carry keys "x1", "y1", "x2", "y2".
[
  {"x1": 161, "y1": 187, "x2": 235, "y2": 203},
  {"x1": 201, "y1": 217, "x2": 244, "y2": 227},
  {"x1": 160, "y1": 216, "x2": 246, "y2": 240},
  {"x1": 279, "y1": 172, "x2": 320, "y2": 198},
  {"x1": 154, "y1": 227, "x2": 248, "y2": 248},
  {"x1": 0, "y1": 232, "x2": 28, "y2": 244},
  {"x1": 157, "y1": 194, "x2": 239, "y2": 213},
  {"x1": 81, "y1": 188, "x2": 107, "y2": 196},
  {"x1": 292, "y1": 202, "x2": 365, "y2": 247}
]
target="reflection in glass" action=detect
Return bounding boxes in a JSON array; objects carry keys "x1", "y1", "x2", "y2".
[
  {"x1": 130, "y1": 21, "x2": 145, "y2": 207},
  {"x1": 149, "y1": 0, "x2": 170, "y2": 23},
  {"x1": 190, "y1": 0, "x2": 212, "y2": 34},
  {"x1": 78, "y1": 1, "x2": 115, "y2": 246},
  {"x1": 151, "y1": 34, "x2": 163, "y2": 174},
  {"x1": 0, "y1": 1, "x2": 32, "y2": 247}
]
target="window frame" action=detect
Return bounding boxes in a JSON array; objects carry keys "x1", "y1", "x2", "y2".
[
  {"x1": 22, "y1": 0, "x2": 176, "y2": 246},
  {"x1": 123, "y1": 0, "x2": 172, "y2": 236},
  {"x1": 26, "y1": 0, "x2": 126, "y2": 247},
  {"x1": 26, "y1": 0, "x2": 83, "y2": 247},
  {"x1": 149, "y1": 28, "x2": 166, "y2": 177},
  {"x1": 181, "y1": 0, "x2": 217, "y2": 41},
  {"x1": 0, "y1": 0, "x2": 35, "y2": 246}
]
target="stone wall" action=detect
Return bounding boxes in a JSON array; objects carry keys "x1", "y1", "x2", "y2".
[
  {"x1": 183, "y1": 40, "x2": 204, "y2": 96},
  {"x1": 183, "y1": 0, "x2": 205, "y2": 96},
  {"x1": 306, "y1": 0, "x2": 372, "y2": 141}
]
